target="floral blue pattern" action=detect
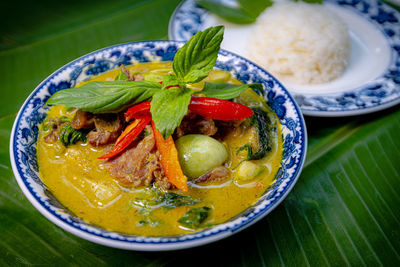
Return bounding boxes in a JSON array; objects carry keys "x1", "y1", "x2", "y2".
[
  {"x1": 169, "y1": 0, "x2": 400, "y2": 116},
  {"x1": 10, "y1": 41, "x2": 306, "y2": 251}
]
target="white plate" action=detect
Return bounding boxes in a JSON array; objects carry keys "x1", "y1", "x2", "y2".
[{"x1": 169, "y1": 0, "x2": 400, "y2": 116}]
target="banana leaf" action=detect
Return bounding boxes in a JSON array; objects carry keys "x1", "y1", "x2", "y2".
[{"x1": 1, "y1": 0, "x2": 399, "y2": 265}]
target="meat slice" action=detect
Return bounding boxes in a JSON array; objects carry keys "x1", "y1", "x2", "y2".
[
  {"x1": 193, "y1": 166, "x2": 230, "y2": 184},
  {"x1": 71, "y1": 110, "x2": 94, "y2": 129},
  {"x1": 87, "y1": 114, "x2": 124, "y2": 146},
  {"x1": 175, "y1": 113, "x2": 218, "y2": 138},
  {"x1": 104, "y1": 126, "x2": 171, "y2": 189}
]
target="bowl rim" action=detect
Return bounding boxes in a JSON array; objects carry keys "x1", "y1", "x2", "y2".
[{"x1": 9, "y1": 40, "x2": 307, "y2": 251}]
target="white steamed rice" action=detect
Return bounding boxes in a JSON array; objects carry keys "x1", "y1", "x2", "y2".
[{"x1": 247, "y1": 1, "x2": 351, "y2": 85}]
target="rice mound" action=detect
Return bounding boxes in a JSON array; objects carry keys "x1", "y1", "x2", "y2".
[{"x1": 247, "y1": 2, "x2": 351, "y2": 85}]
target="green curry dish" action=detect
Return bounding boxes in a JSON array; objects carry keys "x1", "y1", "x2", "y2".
[
  {"x1": 178, "y1": 206, "x2": 211, "y2": 229},
  {"x1": 238, "y1": 108, "x2": 274, "y2": 160},
  {"x1": 59, "y1": 123, "x2": 87, "y2": 147}
]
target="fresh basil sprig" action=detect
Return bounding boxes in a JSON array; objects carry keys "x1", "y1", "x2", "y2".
[
  {"x1": 47, "y1": 81, "x2": 162, "y2": 113},
  {"x1": 46, "y1": 25, "x2": 264, "y2": 139},
  {"x1": 172, "y1": 26, "x2": 224, "y2": 84}
]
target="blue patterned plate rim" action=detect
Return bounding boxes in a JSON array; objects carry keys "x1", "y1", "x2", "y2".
[
  {"x1": 10, "y1": 40, "x2": 307, "y2": 251},
  {"x1": 168, "y1": 0, "x2": 400, "y2": 117}
]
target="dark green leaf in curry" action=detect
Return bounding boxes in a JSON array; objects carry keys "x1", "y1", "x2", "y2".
[
  {"x1": 178, "y1": 206, "x2": 211, "y2": 229},
  {"x1": 59, "y1": 123, "x2": 87, "y2": 147}
]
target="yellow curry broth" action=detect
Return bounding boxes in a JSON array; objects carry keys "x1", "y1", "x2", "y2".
[{"x1": 37, "y1": 62, "x2": 283, "y2": 236}]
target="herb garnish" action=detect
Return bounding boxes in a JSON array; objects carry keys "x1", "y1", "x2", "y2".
[
  {"x1": 46, "y1": 25, "x2": 260, "y2": 139},
  {"x1": 178, "y1": 206, "x2": 211, "y2": 229},
  {"x1": 59, "y1": 123, "x2": 87, "y2": 147},
  {"x1": 133, "y1": 191, "x2": 199, "y2": 211},
  {"x1": 196, "y1": 0, "x2": 322, "y2": 25}
]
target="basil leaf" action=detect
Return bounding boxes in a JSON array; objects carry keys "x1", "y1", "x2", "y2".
[
  {"x1": 201, "y1": 82, "x2": 263, "y2": 100},
  {"x1": 161, "y1": 74, "x2": 181, "y2": 89},
  {"x1": 196, "y1": 0, "x2": 256, "y2": 24},
  {"x1": 150, "y1": 87, "x2": 194, "y2": 139},
  {"x1": 59, "y1": 123, "x2": 87, "y2": 147},
  {"x1": 47, "y1": 81, "x2": 162, "y2": 113},
  {"x1": 238, "y1": 0, "x2": 273, "y2": 18},
  {"x1": 133, "y1": 191, "x2": 199, "y2": 210},
  {"x1": 173, "y1": 26, "x2": 224, "y2": 84},
  {"x1": 197, "y1": 0, "x2": 273, "y2": 24},
  {"x1": 178, "y1": 206, "x2": 211, "y2": 229},
  {"x1": 300, "y1": 0, "x2": 323, "y2": 4}
]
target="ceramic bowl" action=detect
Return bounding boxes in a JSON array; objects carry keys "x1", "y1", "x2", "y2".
[{"x1": 10, "y1": 41, "x2": 307, "y2": 251}]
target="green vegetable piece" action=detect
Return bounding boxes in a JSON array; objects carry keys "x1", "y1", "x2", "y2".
[
  {"x1": 197, "y1": 0, "x2": 273, "y2": 24},
  {"x1": 163, "y1": 193, "x2": 199, "y2": 209},
  {"x1": 201, "y1": 82, "x2": 263, "y2": 100},
  {"x1": 46, "y1": 81, "x2": 162, "y2": 113},
  {"x1": 175, "y1": 134, "x2": 228, "y2": 178},
  {"x1": 300, "y1": 0, "x2": 323, "y2": 4},
  {"x1": 59, "y1": 116, "x2": 70, "y2": 123},
  {"x1": 239, "y1": 108, "x2": 273, "y2": 160},
  {"x1": 197, "y1": 0, "x2": 256, "y2": 24},
  {"x1": 178, "y1": 206, "x2": 211, "y2": 229},
  {"x1": 150, "y1": 86, "x2": 193, "y2": 139},
  {"x1": 205, "y1": 70, "x2": 231, "y2": 83},
  {"x1": 133, "y1": 191, "x2": 199, "y2": 211},
  {"x1": 59, "y1": 123, "x2": 87, "y2": 147},
  {"x1": 234, "y1": 161, "x2": 265, "y2": 182},
  {"x1": 173, "y1": 26, "x2": 224, "y2": 84}
]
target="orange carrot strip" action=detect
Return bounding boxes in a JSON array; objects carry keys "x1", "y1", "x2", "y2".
[{"x1": 151, "y1": 121, "x2": 188, "y2": 192}]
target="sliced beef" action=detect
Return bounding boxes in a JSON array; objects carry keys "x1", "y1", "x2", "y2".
[
  {"x1": 71, "y1": 110, "x2": 94, "y2": 129},
  {"x1": 193, "y1": 166, "x2": 230, "y2": 184},
  {"x1": 175, "y1": 112, "x2": 218, "y2": 138},
  {"x1": 214, "y1": 119, "x2": 246, "y2": 138},
  {"x1": 87, "y1": 114, "x2": 124, "y2": 147},
  {"x1": 104, "y1": 126, "x2": 171, "y2": 189}
]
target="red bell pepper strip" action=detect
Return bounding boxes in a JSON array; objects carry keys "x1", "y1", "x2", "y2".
[
  {"x1": 124, "y1": 101, "x2": 151, "y2": 121},
  {"x1": 125, "y1": 96, "x2": 253, "y2": 123},
  {"x1": 188, "y1": 96, "x2": 253, "y2": 121},
  {"x1": 151, "y1": 121, "x2": 188, "y2": 192},
  {"x1": 99, "y1": 116, "x2": 151, "y2": 159}
]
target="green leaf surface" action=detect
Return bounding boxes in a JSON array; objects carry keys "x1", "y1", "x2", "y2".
[
  {"x1": 47, "y1": 80, "x2": 162, "y2": 113},
  {"x1": 196, "y1": 0, "x2": 273, "y2": 24},
  {"x1": 150, "y1": 86, "x2": 193, "y2": 139},
  {"x1": 201, "y1": 82, "x2": 262, "y2": 99},
  {"x1": 1, "y1": 0, "x2": 400, "y2": 265},
  {"x1": 172, "y1": 25, "x2": 224, "y2": 84},
  {"x1": 196, "y1": 0, "x2": 257, "y2": 24}
]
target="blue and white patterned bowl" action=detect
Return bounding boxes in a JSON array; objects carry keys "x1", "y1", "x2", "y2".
[{"x1": 9, "y1": 41, "x2": 307, "y2": 251}]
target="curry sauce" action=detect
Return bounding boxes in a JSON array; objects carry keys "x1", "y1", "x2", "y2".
[{"x1": 37, "y1": 62, "x2": 283, "y2": 236}]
